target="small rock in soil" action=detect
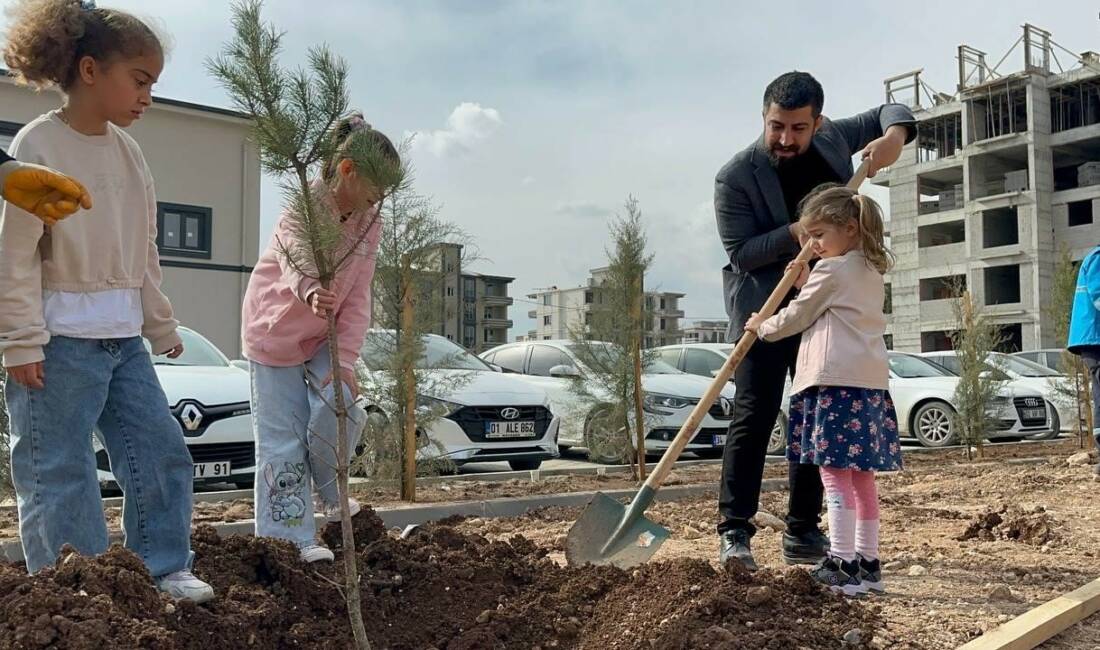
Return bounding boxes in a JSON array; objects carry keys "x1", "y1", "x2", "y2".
[
  {"x1": 1067, "y1": 452, "x2": 1092, "y2": 466},
  {"x1": 842, "y1": 628, "x2": 862, "y2": 645},
  {"x1": 745, "y1": 585, "x2": 773, "y2": 606},
  {"x1": 752, "y1": 510, "x2": 786, "y2": 532},
  {"x1": 908, "y1": 565, "x2": 929, "y2": 576},
  {"x1": 986, "y1": 584, "x2": 1018, "y2": 602}
]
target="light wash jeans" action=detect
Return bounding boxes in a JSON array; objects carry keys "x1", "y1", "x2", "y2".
[
  {"x1": 251, "y1": 343, "x2": 366, "y2": 547},
  {"x1": 6, "y1": 336, "x2": 195, "y2": 576}
]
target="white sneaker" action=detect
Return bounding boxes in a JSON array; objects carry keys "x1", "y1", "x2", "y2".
[
  {"x1": 156, "y1": 570, "x2": 215, "y2": 603},
  {"x1": 299, "y1": 544, "x2": 335, "y2": 563},
  {"x1": 322, "y1": 497, "x2": 361, "y2": 523}
]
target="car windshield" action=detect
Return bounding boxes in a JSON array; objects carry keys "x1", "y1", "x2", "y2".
[
  {"x1": 991, "y1": 352, "x2": 1062, "y2": 377},
  {"x1": 889, "y1": 354, "x2": 952, "y2": 378},
  {"x1": 146, "y1": 328, "x2": 228, "y2": 367},
  {"x1": 568, "y1": 343, "x2": 682, "y2": 374},
  {"x1": 361, "y1": 332, "x2": 492, "y2": 371}
]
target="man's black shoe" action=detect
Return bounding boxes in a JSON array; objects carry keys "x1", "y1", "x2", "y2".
[
  {"x1": 719, "y1": 530, "x2": 758, "y2": 571},
  {"x1": 782, "y1": 529, "x2": 829, "y2": 565}
]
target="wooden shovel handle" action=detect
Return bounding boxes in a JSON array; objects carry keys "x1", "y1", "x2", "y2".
[{"x1": 642, "y1": 158, "x2": 872, "y2": 491}]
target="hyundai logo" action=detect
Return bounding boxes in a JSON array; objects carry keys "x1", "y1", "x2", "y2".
[
  {"x1": 179, "y1": 403, "x2": 204, "y2": 431},
  {"x1": 500, "y1": 407, "x2": 520, "y2": 420}
]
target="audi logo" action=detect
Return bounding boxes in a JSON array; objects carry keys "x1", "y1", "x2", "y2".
[
  {"x1": 1023, "y1": 398, "x2": 1040, "y2": 408},
  {"x1": 500, "y1": 407, "x2": 520, "y2": 420}
]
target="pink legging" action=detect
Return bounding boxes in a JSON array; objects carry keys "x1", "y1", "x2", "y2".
[
  {"x1": 819, "y1": 467, "x2": 879, "y2": 519},
  {"x1": 819, "y1": 466, "x2": 880, "y2": 560}
]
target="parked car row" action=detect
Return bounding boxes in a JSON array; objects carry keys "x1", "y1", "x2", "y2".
[{"x1": 91, "y1": 327, "x2": 1071, "y2": 491}]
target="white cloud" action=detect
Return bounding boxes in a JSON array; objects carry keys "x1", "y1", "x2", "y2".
[
  {"x1": 521, "y1": 175, "x2": 536, "y2": 186},
  {"x1": 408, "y1": 102, "x2": 503, "y2": 158},
  {"x1": 553, "y1": 201, "x2": 612, "y2": 219}
]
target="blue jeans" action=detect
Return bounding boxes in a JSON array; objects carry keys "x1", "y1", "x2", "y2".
[
  {"x1": 6, "y1": 336, "x2": 194, "y2": 576},
  {"x1": 251, "y1": 343, "x2": 365, "y2": 547}
]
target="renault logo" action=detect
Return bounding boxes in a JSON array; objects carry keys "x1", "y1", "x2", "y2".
[
  {"x1": 179, "y1": 403, "x2": 204, "y2": 431},
  {"x1": 720, "y1": 397, "x2": 732, "y2": 417},
  {"x1": 500, "y1": 407, "x2": 520, "y2": 420}
]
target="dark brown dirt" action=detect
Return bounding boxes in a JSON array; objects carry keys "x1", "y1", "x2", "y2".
[
  {"x1": 958, "y1": 504, "x2": 1060, "y2": 546},
  {"x1": 1, "y1": 506, "x2": 882, "y2": 649}
]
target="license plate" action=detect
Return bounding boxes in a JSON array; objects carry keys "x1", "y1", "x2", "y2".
[
  {"x1": 1022, "y1": 408, "x2": 1045, "y2": 420},
  {"x1": 713, "y1": 434, "x2": 727, "y2": 446},
  {"x1": 484, "y1": 421, "x2": 536, "y2": 438},
  {"x1": 194, "y1": 461, "x2": 231, "y2": 479}
]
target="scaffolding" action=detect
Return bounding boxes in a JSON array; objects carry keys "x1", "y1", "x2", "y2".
[
  {"x1": 966, "y1": 78, "x2": 1029, "y2": 142},
  {"x1": 916, "y1": 112, "x2": 964, "y2": 163},
  {"x1": 1050, "y1": 77, "x2": 1100, "y2": 132}
]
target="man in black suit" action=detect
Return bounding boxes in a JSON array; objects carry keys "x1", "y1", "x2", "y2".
[
  {"x1": 714, "y1": 71, "x2": 915, "y2": 570},
  {"x1": 0, "y1": 148, "x2": 91, "y2": 223}
]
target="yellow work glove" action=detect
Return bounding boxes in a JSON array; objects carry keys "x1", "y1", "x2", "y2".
[{"x1": 0, "y1": 160, "x2": 92, "y2": 226}]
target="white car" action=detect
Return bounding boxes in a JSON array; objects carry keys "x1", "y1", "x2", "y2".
[
  {"x1": 360, "y1": 331, "x2": 560, "y2": 471},
  {"x1": 890, "y1": 352, "x2": 1054, "y2": 446},
  {"x1": 655, "y1": 343, "x2": 787, "y2": 456},
  {"x1": 93, "y1": 326, "x2": 255, "y2": 490},
  {"x1": 1013, "y1": 349, "x2": 1069, "y2": 373},
  {"x1": 918, "y1": 351, "x2": 1068, "y2": 435},
  {"x1": 480, "y1": 340, "x2": 736, "y2": 462}
]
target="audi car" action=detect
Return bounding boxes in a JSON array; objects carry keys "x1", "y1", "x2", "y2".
[
  {"x1": 92, "y1": 326, "x2": 255, "y2": 491},
  {"x1": 479, "y1": 340, "x2": 736, "y2": 463},
  {"x1": 360, "y1": 331, "x2": 560, "y2": 471}
]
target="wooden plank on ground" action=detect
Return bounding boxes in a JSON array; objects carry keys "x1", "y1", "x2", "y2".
[{"x1": 957, "y1": 576, "x2": 1100, "y2": 650}]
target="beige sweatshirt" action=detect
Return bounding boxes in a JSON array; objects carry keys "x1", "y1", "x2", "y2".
[{"x1": 0, "y1": 111, "x2": 180, "y2": 367}]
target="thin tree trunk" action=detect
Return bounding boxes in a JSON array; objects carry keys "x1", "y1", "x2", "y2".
[
  {"x1": 631, "y1": 278, "x2": 646, "y2": 481},
  {"x1": 324, "y1": 312, "x2": 371, "y2": 650},
  {"x1": 401, "y1": 259, "x2": 417, "y2": 502}
]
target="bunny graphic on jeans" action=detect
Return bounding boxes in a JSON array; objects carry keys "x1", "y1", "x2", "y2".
[{"x1": 265, "y1": 462, "x2": 307, "y2": 526}]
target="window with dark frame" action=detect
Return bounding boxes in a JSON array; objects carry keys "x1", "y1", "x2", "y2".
[{"x1": 156, "y1": 202, "x2": 212, "y2": 259}]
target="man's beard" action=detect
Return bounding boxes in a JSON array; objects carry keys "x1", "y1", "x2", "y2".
[{"x1": 767, "y1": 144, "x2": 803, "y2": 168}]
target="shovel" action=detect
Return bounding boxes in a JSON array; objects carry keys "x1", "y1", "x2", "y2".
[{"x1": 565, "y1": 159, "x2": 873, "y2": 568}]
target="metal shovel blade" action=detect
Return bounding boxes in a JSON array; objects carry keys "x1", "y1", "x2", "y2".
[{"x1": 565, "y1": 488, "x2": 669, "y2": 568}]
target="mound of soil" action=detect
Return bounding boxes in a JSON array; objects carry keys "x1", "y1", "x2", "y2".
[
  {"x1": 1, "y1": 506, "x2": 882, "y2": 649},
  {"x1": 957, "y1": 505, "x2": 1060, "y2": 546}
]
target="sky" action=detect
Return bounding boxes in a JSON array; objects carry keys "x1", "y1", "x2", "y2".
[{"x1": 4, "y1": 1, "x2": 1097, "y2": 338}]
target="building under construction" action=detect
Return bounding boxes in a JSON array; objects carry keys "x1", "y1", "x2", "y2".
[{"x1": 874, "y1": 24, "x2": 1100, "y2": 353}]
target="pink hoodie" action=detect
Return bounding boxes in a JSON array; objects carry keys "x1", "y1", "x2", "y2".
[{"x1": 242, "y1": 189, "x2": 381, "y2": 373}]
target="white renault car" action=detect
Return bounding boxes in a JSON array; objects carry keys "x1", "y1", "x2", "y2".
[
  {"x1": 655, "y1": 342, "x2": 788, "y2": 456},
  {"x1": 360, "y1": 331, "x2": 560, "y2": 471},
  {"x1": 480, "y1": 340, "x2": 736, "y2": 462},
  {"x1": 889, "y1": 352, "x2": 1054, "y2": 446},
  {"x1": 918, "y1": 351, "x2": 1068, "y2": 435},
  {"x1": 93, "y1": 326, "x2": 255, "y2": 491}
]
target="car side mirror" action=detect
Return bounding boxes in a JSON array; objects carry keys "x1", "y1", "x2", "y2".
[
  {"x1": 230, "y1": 359, "x2": 249, "y2": 371},
  {"x1": 489, "y1": 363, "x2": 503, "y2": 373},
  {"x1": 549, "y1": 364, "x2": 580, "y2": 378}
]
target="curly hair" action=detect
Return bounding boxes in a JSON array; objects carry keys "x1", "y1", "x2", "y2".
[
  {"x1": 3, "y1": 0, "x2": 162, "y2": 90},
  {"x1": 798, "y1": 184, "x2": 895, "y2": 275}
]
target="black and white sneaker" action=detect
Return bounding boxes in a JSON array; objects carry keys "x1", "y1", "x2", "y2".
[
  {"x1": 810, "y1": 556, "x2": 865, "y2": 597},
  {"x1": 856, "y1": 554, "x2": 885, "y2": 594}
]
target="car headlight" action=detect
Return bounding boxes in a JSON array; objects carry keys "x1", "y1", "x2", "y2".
[
  {"x1": 643, "y1": 392, "x2": 694, "y2": 415},
  {"x1": 416, "y1": 395, "x2": 462, "y2": 418}
]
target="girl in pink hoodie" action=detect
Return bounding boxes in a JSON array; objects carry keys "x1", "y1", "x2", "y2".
[{"x1": 242, "y1": 114, "x2": 398, "y2": 563}]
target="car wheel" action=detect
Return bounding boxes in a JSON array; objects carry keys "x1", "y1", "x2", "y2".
[
  {"x1": 508, "y1": 459, "x2": 543, "y2": 471},
  {"x1": 911, "y1": 400, "x2": 958, "y2": 447},
  {"x1": 584, "y1": 406, "x2": 629, "y2": 464},
  {"x1": 767, "y1": 413, "x2": 787, "y2": 456},
  {"x1": 1028, "y1": 404, "x2": 1060, "y2": 440}
]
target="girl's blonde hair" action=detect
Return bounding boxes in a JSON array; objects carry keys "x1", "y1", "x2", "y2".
[
  {"x1": 3, "y1": 0, "x2": 162, "y2": 90},
  {"x1": 798, "y1": 184, "x2": 895, "y2": 274}
]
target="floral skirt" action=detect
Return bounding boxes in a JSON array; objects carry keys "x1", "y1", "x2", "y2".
[{"x1": 787, "y1": 386, "x2": 903, "y2": 472}]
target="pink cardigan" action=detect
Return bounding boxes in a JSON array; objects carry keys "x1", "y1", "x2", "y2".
[
  {"x1": 757, "y1": 250, "x2": 889, "y2": 394},
  {"x1": 242, "y1": 192, "x2": 381, "y2": 372}
]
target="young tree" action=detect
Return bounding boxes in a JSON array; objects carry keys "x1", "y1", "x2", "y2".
[
  {"x1": 567, "y1": 197, "x2": 655, "y2": 477},
  {"x1": 357, "y1": 189, "x2": 474, "y2": 499},
  {"x1": 208, "y1": 2, "x2": 404, "y2": 647},
  {"x1": 950, "y1": 285, "x2": 1006, "y2": 461},
  {"x1": 1045, "y1": 245, "x2": 1091, "y2": 447}
]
